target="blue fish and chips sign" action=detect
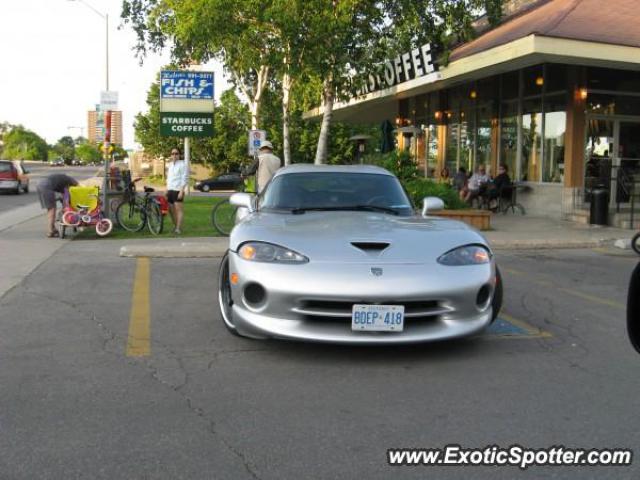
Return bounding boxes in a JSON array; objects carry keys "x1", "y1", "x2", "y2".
[
  {"x1": 160, "y1": 70, "x2": 215, "y2": 137},
  {"x1": 161, "y1": 71, "x2": 214, "y2": 100}
]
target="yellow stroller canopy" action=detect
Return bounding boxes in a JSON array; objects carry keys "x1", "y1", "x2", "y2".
[{"x1": 69, "y1": 186, "x2": 99, "y2": 211}]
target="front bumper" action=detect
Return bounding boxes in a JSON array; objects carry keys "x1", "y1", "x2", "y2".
[{"x1": 227, "y1": 252, "x2": 496, "y2": 344}]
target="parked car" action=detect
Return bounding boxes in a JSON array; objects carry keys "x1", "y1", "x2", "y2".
[
  {"x1": 195, "y1": 173, "x2": 243, "y2": 192},
  {"x1": 0, "y1": 160, "x2": 30, "y2": 194},
  {"x1": 218, "y1": 164, "x2": 503, "y2": 344},
  {"x1": 49, "y1": 158, "x2": 65, "y2": 167}
]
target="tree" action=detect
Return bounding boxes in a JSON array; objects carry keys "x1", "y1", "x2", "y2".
[
  {"x1": 122, "y1": 0, "x2": 274, "y2": 131},
  {"x1": 75, "y1": 143, "x2": 102, "y2": 164},
  {"x1": 1, "y1": 126, "x2": 48, "y2": 161},
  {"x1": 54, "y1": 136, "x2": 75, "y2": 163}
]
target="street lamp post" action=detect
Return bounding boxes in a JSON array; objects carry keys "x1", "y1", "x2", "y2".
[{"x1": 68, "y1": 0, "x2": 111, "y2": 215}]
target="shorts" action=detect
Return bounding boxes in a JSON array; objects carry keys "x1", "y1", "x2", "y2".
[
  {"x1": 37, "y1": 182, "x2": 56, "y2": 210},
  {"x1": 166, "y1": 190, "x2": 184, "y2": 204}
]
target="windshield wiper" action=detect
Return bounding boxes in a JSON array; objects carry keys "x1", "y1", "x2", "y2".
[{"x1": 291, "y1": 205, "x2": 399, "y2": 215}]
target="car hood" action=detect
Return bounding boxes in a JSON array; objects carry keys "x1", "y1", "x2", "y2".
[{"x1": 229, "y1": 210, "x2": 489, "y2": 264}]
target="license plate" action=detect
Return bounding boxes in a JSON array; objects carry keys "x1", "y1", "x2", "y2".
[
  {"x1": 352, "y1": 304, "x2": 404, "y2": 332},
  {"x1": 0, "y1": 180, "x2": 16, "y2": 188}
]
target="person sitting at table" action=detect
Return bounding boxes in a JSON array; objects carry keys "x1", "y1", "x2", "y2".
[
  {"x1": 461, "y1": 165, "x2": 490, "y2": 205},
  {"x1": 487, "y1": 163, "x2": 512, "y2": 210},
  {"x1": 453, "y1": 167, "x2": 467, "y2": 192},
  {"x1": 438, "y1": 167, "x2": 451, "y2": 185}
]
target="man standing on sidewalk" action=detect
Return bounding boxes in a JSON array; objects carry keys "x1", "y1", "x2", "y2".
[
  {"x1": 37, "y1": 173, "x2": 78, "y2": 237},
  {"x1": 244, "y1": 141, "x2": 281, "y2": 194},
  {"x1": 166, "y1": 147, "x2": 189, "y2": 234}
]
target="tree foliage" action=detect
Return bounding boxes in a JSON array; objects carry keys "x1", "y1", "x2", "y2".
[
  {"x1": 1, "y1": 126, "x2": 48, "y2": 161},
  {"x1": 54, "y1": 136, "x2": 76, "y2": 163},
  {"x1": 75, "y1": 143, "x2": 102, "y2": 163}
]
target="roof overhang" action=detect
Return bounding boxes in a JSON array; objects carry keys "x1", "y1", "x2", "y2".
[{"x1": 304, "y1": 34, "x2": 640, "y2": 124}]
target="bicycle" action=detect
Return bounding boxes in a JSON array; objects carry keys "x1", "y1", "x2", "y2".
[{"x1": 115, "y1": 178, "x2": 165, "y2": 235}]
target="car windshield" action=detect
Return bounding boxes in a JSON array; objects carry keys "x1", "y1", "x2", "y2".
[
  {"x1": 259, "y1": 172, "x2": 414, "y2": 216},
  {"x1": 0, "y1": 162, "x2": 12, "y2": 173}
]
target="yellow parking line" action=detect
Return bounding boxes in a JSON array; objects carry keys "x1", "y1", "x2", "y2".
[
  {"x1": 499, "y1": 312, "x2": 553, "y2": 338},
  {"x1": 502, "y1": 267, "x2": 624, "y2": 310},
  {"x1": 126, "y1": 257, "x2": 151, "y2": 357},
  {"x1": 558, "y1": 287, "x2": 625, "y2": 311}
]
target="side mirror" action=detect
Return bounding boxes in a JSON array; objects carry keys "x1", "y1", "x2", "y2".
[
  {"x1": 421, "y1": 196, "x2": 445, "y2": 216},
  {"x1": 230, "y1": 192, "x2": 254, "y2": 212}
]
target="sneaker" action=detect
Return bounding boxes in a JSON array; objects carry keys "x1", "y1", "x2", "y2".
[{"x1": 173, "y1": 228, "x2": 182, "y2": 235}]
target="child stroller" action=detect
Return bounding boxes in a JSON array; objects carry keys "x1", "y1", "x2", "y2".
[{"x1": 57, "y1": 186, "x2": 113, "y2": 238}]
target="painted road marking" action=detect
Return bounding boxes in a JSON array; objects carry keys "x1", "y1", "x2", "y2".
[
  {"x1": 126, "y1": 257, "x2": 151, "y2": 357},
  {"x1": 486, "y1": 313, "x2": 552, "y2": 339}
]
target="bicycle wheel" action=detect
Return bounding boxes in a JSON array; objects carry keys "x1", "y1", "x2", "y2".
[
  {"x1": 116, "y1": 200, "x2": 146, "y2": 232},
  {"x1": 211, "y1": 199, "x2": 239, "y2": 236},
  {"x1": 147, "y1": 200, "x2": 164, "y2": 235}
]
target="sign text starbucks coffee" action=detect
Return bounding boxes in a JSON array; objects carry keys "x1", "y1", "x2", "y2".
[{"x1": 358, "y1": 43, "x2": 440, "y2": 95}]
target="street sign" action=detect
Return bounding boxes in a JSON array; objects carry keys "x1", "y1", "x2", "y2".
[
  {"x1": 160, "y1": 112, "x2": 214, "y2": 137},
  {"x1": 248, "y1": 129, "x2": 267, "y2": 156},
  {"x1": 100, "y1": 91, "x2": 118, "y2": 110},
  {"x1": 160, "y1": 71, "x2": 214, "y2": 100}
]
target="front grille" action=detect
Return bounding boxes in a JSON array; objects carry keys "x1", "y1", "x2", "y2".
[{"x1": 293, "y1": 299, "x2": 451, "y2": 322}]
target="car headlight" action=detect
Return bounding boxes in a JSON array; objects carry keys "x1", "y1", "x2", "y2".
[
  {"x1": 238, "y1": 242, "x2": 308, "y2": 264},
  {"x1": 437, "y1": 245, "x2": 491, "y2": 266}
]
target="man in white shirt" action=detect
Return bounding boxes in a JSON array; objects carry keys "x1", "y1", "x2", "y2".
[
  {"x1": 248, "y1": 141, "x2": 281, "y2": 194},
  {"x1": 166, "y1": 147, "x2": 189, "y2": 234},
  {"x1": 462, "y1": 165, "x2": 490, "y2": 204}
]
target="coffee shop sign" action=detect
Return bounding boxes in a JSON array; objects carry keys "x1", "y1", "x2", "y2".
[{"x1": 357, "y1": 44, "x2": 440, "y2": 96}]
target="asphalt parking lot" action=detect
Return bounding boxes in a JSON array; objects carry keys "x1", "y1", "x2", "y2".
[{"x1": 0, "y1": 238, "x2": 638, "y2": 479}]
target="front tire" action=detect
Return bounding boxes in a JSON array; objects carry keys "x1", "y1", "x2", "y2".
[
  {"x1": 491, "y1": 266, "x2": 503, "y2": 323},
  {"x1": 116, "y1": 200, "x2": 146, "y2": 232},
  {"x1": 202, "y1": 184, "x2": 211, "y2": 192},
  {"x1": 218, "y1": 253, "x2": 241, "y2": 336},
  {"x1": 96, "y1": 218, "x2": 113, "y2": 237}
]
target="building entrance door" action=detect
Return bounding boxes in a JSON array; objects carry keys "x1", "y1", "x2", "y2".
[{"x1": 585, "y1": 116, "x2": 640, "y2": 204}]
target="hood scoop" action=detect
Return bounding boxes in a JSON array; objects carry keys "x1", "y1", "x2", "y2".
[{"x1": 351, "y1": 242, "x2": 390, "y2": 253}]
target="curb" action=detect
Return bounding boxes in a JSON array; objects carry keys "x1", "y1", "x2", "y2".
[{"x1": 120, "y1": 241, "x2": 228, "y2": 258}]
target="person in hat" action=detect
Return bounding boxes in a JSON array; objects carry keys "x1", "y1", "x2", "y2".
[{"x1": 245, "y1": 140, "x2": 281, "y2": 194}]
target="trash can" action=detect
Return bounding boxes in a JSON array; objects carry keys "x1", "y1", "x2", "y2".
[{"x1": 590, "y1": 187, "x2": 609, "y2": 225}]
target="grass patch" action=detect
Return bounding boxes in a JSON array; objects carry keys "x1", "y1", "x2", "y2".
[{"x1": 73, "y1": 195, "x2": 228, "y2": 240}]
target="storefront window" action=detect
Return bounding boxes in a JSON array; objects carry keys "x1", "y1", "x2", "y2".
[
  {"x1": 423, "y1": 124, "x2": 438, "y2": 178},
  {"x1": 445, "y1": 116, "x2": 459, "y2": 174},
  {"x1": 545, "y1": 64, "x2": 568, "y2": 93},
  {"x1": 543, "y1": 94, "x2": 566, "y2": 183},
  {"x1": 523, "y1": 65, "x2": 544, "y2": 97},
  {"x1": 500, "y1": 101, "x2": 518, "y2": 178},
  {"x1": 502, "y1": 71, "x2": 519, "y2": 100},
  {"x1": 521, "y1": 98, "x2": 542, "y2": 182},
  {"x1": 476, "y1": 103, "x2": 493, "y2": 173}
]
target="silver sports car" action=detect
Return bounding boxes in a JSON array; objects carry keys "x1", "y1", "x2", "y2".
[{"x1": 218, "y1": 164, "x2": 502, "y2": 344}]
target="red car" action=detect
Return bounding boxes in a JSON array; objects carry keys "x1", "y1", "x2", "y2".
[{"x1": 0, "y1": 160, "x2": 30, "y2": 194}]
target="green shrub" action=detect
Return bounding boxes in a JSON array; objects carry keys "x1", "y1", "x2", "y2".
[{"x1": 404, "y1": 178, "x2": 467, "y2": 210}]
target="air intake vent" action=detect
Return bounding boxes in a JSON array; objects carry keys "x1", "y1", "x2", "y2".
[{"x1": 351, "y1": 242, "x2": 390, "y2": 252}]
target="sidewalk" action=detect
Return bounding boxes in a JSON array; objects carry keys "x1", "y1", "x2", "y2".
[
  {"x1": 484, "y1": 214, "x2": 636, "y2": 250},
  {"x1": 118, "y1": 214, "x2": 638, "y2": 258}
]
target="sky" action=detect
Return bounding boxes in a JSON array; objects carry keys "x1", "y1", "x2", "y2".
[{"x1": 0, "y1": 0, "x2": 230, "y2": 150}]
